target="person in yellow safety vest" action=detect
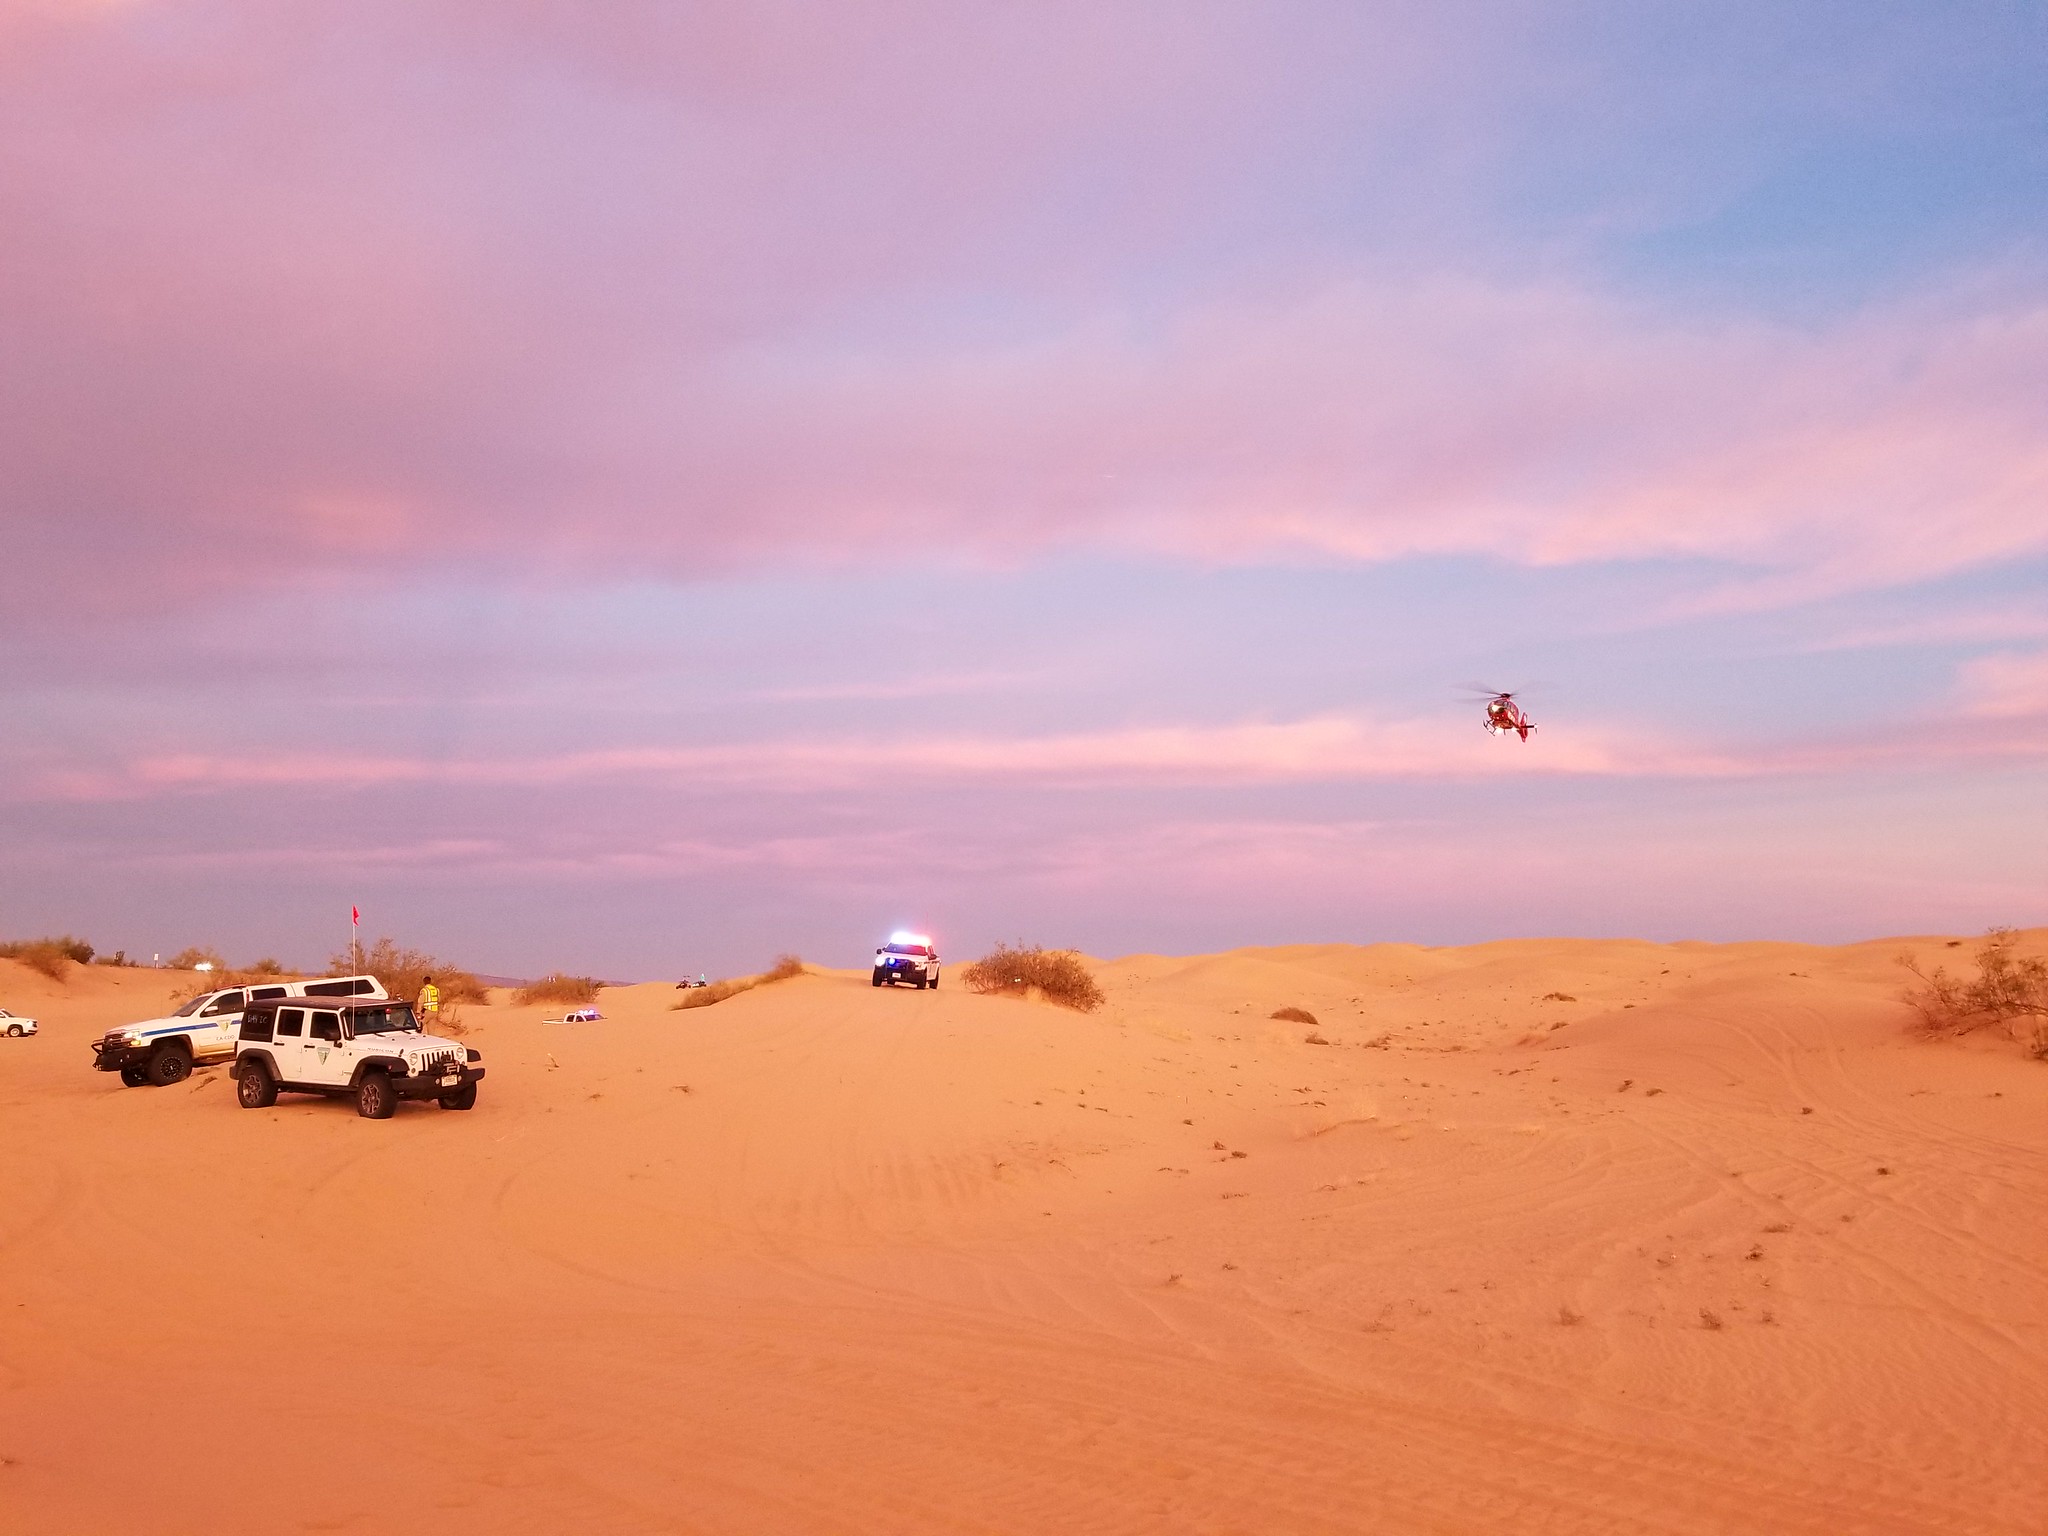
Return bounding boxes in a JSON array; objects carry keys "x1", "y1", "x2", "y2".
[{"x1": 418, "y1": 976, "x2": 441, "y2": 1020}]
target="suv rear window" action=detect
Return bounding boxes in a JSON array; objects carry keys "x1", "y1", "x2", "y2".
[
  {"x1": 302, "y1": 977, "x2": 381, "y2": 997},
  {"x1": 249, "y1": 985, "x2": 288, "y2": 1001}
]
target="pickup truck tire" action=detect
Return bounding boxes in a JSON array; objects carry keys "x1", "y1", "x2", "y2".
[
  {"x1": 237, "y1": 1059, "x2": 278, "y2": 1109},
  {"x1": 120, "y1": 1065, "x2": 150, "y2": 1087},
  {"x1": 147, "y1": 1044, "x2": 192, "y2": 1086},
  {"x1": 5, "y1": 1023, "x2": 20, "y2": 1037},
  {"x1": 438, "y1": 1082, "x2": 478, "y2": 1111},
  {"x1": 929, "y1": 974, "x2": 939, "y2": 990},
  {"x1": 356, "y1": 1069, "x2": 396, "y2": 1120},
  {"x1": 871, "y1": 970, "x2": 885, "y2": 987}
]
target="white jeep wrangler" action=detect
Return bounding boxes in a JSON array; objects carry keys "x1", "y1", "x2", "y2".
[
  {"x1": 91, "y1": 974, "x2": 388, "y2": 1087},
  {"x1": 233, "y1": 996, "x2": 484, "y2": 1118}
]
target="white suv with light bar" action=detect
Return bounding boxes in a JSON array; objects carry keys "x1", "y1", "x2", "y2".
[
  {"x1": 91, "y1": 974, "x2": 388, "y2": 1088},
  {"x1": 233, "y1": 996, "x2": 484, "y2": 1119},
  {"x1": 872, "y1": 933, "x2": 941, "y2": 989}
]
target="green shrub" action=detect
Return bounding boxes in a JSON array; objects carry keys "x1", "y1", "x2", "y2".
[{"x1": 960, "y1": 944, "x2": 1104, "y2": 1013}]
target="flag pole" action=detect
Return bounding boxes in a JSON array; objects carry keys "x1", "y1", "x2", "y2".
[{"x1": 352, "y1": 906, "x2": 360, "y2": 974}]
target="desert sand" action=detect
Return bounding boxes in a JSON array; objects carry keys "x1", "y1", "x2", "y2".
[{"x1": 2, "y1": 934, "x2": 2044, "y2": 1534}]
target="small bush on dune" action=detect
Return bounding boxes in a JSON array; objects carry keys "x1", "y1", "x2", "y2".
[
  {"x1": 6, "y1": 941, "x2": 76, "y2": 982},
  {"x1": 1271, "y1": 1006, "x2": 1318, "y2": 1026},
  {"x1": 515, "y1": 973, "x2": 602, "y2": 1006},
  {"x1": 672, "y1": 955, "x2": 806, "y2": 1010},
  {"x1": 3, "y1": 935, "x2": 99, "y2": 980},
  {"x1": 960, "y1": 944, "x2": 1105, "y2": 1013},
  {"x1": 1900, "y1": 928, "x2": 2047, "y2": 1050},
  {"x1": 330, "y1": 937, "x2": 488, "y2": 1007}
]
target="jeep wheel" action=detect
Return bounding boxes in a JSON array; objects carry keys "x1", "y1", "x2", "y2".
[
  {"x1": 356, "y1": 1070, "x2": 396, "y2": 1119},
  {"x1": 119, "y1": 1065, "x2": 150, "y2": 1087},
  {"x1": 236, "y1": 1059, "x2": 278, "y2": 1109},
  {"x1": 147, "y1": 1044, "x2": 192, "y2": 1086},
  {"x1": 438, "y1": 1082, "x2": 478, "y2": 1111}
]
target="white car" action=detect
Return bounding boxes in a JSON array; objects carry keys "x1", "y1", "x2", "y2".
[
  {"x1": 233, "y1": 996, "x2": 485, "y2": 1118},
  {"x1": 91, "y1": 974, "x2": 388, "y2": 1087},
  {"x1": 872, "y1": 932, "x2": 941, "y2": 989},
  {"x1": 0, "y1": 1009, "x2": 37, "y2": 1038}
]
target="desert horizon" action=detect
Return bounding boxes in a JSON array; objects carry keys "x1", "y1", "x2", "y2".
[{"x1": 4, "y1": 926, "x2": 2044, "y2": 1533}]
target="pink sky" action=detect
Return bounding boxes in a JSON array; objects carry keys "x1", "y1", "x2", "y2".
[{"x1": 2, "y1": 2, "x2": 2044, "y2": 974}]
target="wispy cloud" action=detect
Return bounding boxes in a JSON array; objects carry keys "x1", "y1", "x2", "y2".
[
  {"x1": 4, "y1": 7, "x2": 2043, "y2": 624},
  {"x1": 32, "y1": 701, "x2": 2048, "y2": 806}
]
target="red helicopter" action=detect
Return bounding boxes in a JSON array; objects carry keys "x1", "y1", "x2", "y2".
[{"x1": 1462, "y1": 686, "x2": 1538, "y2": 741}]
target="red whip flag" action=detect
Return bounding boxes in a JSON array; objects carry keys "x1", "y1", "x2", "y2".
[{"x1": 351, "y1": 906, "x2": 359, "y2": 925}]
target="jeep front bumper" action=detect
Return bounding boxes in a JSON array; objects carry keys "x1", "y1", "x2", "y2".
[{"x1": 389, "y1": 1062, "x2": 486, "y2": 1100}]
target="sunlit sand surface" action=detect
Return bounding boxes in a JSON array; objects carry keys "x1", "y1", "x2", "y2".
[{"x1": 3, "y1": 935, "x2": 2043, "y2": 1533}]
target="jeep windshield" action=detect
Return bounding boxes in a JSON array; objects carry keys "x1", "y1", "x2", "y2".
[{"x1": 347, "y1": 1005, "x2": 420, "y2": 1035}]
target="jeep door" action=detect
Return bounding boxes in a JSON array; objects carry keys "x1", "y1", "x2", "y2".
[
  {"x1": 270, "y1": 1006, "x2": 313, "y2": 1083},
  {"x1": 304, "y1": 1009, "x2": 352, "y2": 1086}
]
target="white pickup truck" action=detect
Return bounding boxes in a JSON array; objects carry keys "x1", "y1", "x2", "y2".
[
  {"x1": 90, "y1": 975, "x2": 388, "y2": 1087},
  {"x1": 871, "y1": 933, "x2": 941, "y2": 989}
]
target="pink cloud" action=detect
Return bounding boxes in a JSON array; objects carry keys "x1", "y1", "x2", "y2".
[
  {"x1": 30, "y1": 698, "x2": 2048, "y2": 806},
  {"x1": 3, "y1": 4, "x2": 2042, "y2": 622},
  {"x1": 1956, "y1": 649, "x2": 2048, "y2": 718}
]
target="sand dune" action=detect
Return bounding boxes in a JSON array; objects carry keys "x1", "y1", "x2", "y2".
[{"x1": 2, "y1": 935, "x2": 2044, "y2": 1534}]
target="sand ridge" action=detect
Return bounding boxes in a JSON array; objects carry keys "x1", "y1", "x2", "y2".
[{"x1": 2, "y1": 935, "x2": 2044, "y2": 1533}]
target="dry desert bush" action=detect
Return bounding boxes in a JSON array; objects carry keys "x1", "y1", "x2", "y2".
[
  {"x1": 960, "y1": 944, "x2": 1105, "y2": 1013},
  {"x1": 672, "y1": 954, "x2": 805, "y2": 1010},
  {"x1": 1271, "y1": 1006, "x2": 1318, "y2": 1025},
  {"x1": 1, "y1": 940, "x2": 79, "y2": 982},
  {"x1": 331, "y1": 937, "x2": 489, "y2": 1006},
  {"x1": 2, "y1": 933, "x2": 97, "y2": 966},
  {"x1": 516, "y1": 973, "x2": 602, "y2": 1006},
  {"x1": 1900, "y1": 928, "x2": 2047, "y2": 1057}
]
